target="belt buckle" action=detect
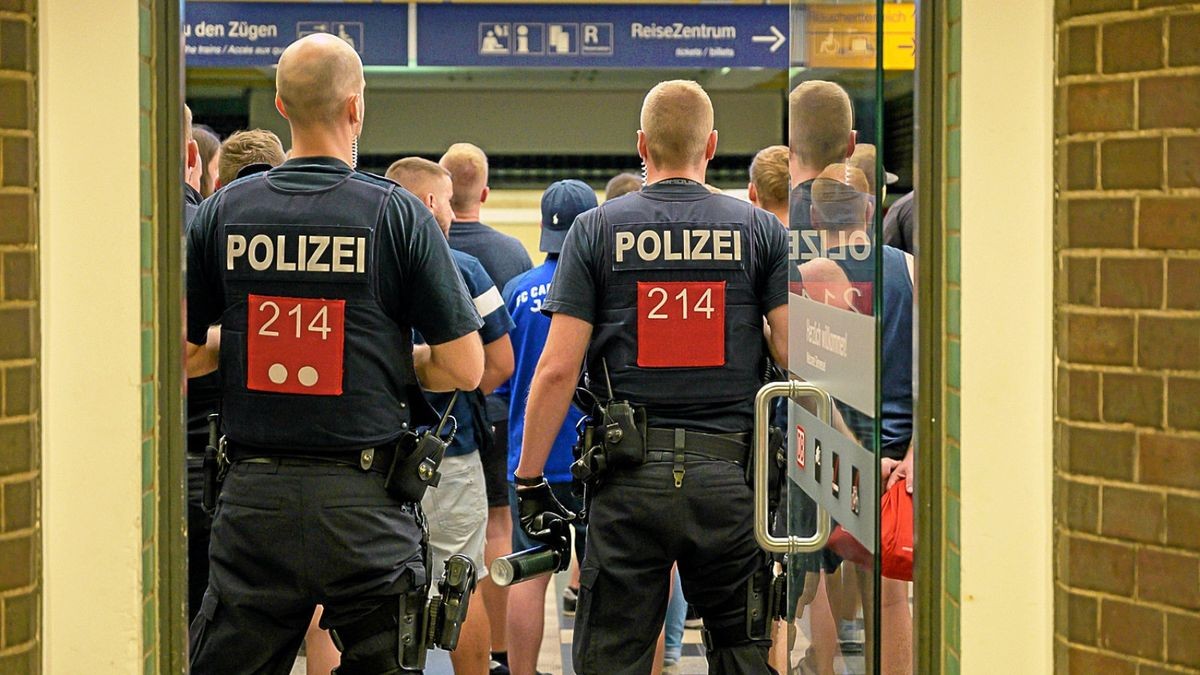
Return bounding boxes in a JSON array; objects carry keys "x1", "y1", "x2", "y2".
[{"x1": 360, "y1": 448, "x2": 375, "y2": 471}]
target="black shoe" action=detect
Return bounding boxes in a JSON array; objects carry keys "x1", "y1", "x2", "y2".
[
  {"x1": 562, "y1": 585, "x2": 579, "y2": 616},
  {"x1": 490, "y1": 651, "x2": 510, "y2": 675}
]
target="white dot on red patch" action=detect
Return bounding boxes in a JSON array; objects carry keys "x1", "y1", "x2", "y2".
[{"x1": 298, "y1": 366, "x2": 319, "y2": 388}]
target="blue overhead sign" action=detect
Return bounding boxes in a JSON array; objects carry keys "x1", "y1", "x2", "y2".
[
  {"x1": 184, "y1": 2, "x2": 408, "y2": 68},
  {"x1": 418, "y1": 4, "x2": 788, "y2": 68},
  {"x1": 183, "y1": 2, "x2": 789, "y2": 70}
]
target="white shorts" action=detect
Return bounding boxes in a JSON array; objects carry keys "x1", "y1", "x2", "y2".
[{"x1": 421, "y1": 451, "x2": 489, "y2": 583}]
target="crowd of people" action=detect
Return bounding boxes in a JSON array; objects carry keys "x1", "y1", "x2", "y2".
[{"x1": 180, "y1": 32, "x2": 915, "y2": 675}]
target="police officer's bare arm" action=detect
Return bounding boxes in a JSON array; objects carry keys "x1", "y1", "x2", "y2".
[
  {"x1": 513, "y1": 314, "x2": 592, "y2": 479},
  {"x1": 184, "y1": 325, "x2": 221, "y2": 378},
  {"x1": 412, "y1": 331, "x2": 485, "y2": 393},
  {"x1": 765, "y1": 305, "x2": 788, "y2": 366}
]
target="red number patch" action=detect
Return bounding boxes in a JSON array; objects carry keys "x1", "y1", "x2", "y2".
[
  {"x1": 246, "y1": 294, "x2": 346, "y2": 396},
  {"x1": 636, "y1": 281, "x2": 725, "y2": 368}
]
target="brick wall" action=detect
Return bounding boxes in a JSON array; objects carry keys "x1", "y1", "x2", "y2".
[
  {"x1": 1055, "y1": 1, "x2": 1200, "y2": 672},
  {"x1": 0, "y1": 0, "x2": 39, "y2": 672}
]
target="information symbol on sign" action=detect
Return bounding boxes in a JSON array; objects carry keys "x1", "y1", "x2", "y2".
[
  {"x1": 479, "y1": 23, "x2": 511, "y2": 55},
  {"x1": 296, "y1": 21, "x2": 364, "y2": 53},
  {"x1": 246, "y1": 294, "x2": 346, "y2": 396},
  {"x1": 547, "y1": 23, "x2": 578, "y2": 55},
  {"x1": 580, "y1": 23, "x2": 613, "y2": 56},
  {"x1": 513, "y1": 23, "x2": 545, "y2": 55}
]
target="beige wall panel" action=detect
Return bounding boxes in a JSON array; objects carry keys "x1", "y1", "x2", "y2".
[{"x1": 40, "y1": 0, "x2": 144, "y2": 670}]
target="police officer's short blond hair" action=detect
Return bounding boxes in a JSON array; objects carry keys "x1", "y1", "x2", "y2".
[
  {"x1": 640, "y1": 80, "x2": 714, "y2": 170},
  {"x1": 789, "y1": 81, "x2": 853, "y2": 172},
  {"x1": 439, "y1": 143, "x2": 488, "y2": 212},
  {"x1": 218, "y1": 129, "x2": 286, "y2": 187},
  {"x1": 749, "y1": 145, "x2": 789, "y2": 211}
]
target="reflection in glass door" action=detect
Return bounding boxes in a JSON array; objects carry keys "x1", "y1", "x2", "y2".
[{"x1": 755, "y1": 2, "x2": 917, "y2": 673}]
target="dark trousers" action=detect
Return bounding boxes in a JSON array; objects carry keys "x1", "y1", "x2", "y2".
[
  {"x1": 573, "y1": 457, "x2": 775, "y2": 675},
  {"x1": 189, "y1": 459, "x2": 426, "y2": 675},
  {"x1": 186, "y1": 457, "x2": 213, "y2": 624}
]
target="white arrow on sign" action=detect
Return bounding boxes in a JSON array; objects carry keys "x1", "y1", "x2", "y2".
[{"x1": 752, "y1": 25, "x2": 786, "y2": 53}]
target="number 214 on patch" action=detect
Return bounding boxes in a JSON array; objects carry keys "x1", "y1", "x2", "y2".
[{"x1": 636, "y1": 281, "x2": 726, "y2": 368}]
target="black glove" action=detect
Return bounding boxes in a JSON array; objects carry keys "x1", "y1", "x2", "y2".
[{"x1": 515, "y1": 476, "x2": 576, "y2": 551}]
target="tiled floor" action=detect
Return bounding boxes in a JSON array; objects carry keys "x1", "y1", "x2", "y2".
[{"x1": 290, "y1": 568, "x2": 869, "y2": 675}]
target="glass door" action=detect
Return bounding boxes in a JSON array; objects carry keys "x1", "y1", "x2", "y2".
[{"x1": 755, "y1": 2, "x2": 916, "y2": 673}]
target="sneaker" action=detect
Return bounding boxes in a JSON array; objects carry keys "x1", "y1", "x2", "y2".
[
  {"x1": 488, "y1": 661, "x2": 510, "y2": 675},
  {"x1": 837, "y1": 618, "x2": 865, "y2": 654},
  {"x1": 684, "y1": 604, "x2": 703, "y2": 629},
  {"x1": 562, "y1": 585, "x2": 579, "y2": 616}
]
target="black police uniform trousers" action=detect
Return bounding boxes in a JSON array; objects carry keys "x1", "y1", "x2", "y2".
[
  {"x1": 189, "y1": 458, "x2": 425, "y2": 674},
  {"x1": 574, "y1": 455, "x2": 775, "y2": 675},
  {"x1": 186, "y1": 456, "x2": 213, "y2": 623}
]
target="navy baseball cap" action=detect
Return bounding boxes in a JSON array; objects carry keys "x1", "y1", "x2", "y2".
[{"x1": 540, "y1": 179, "x2": 598, "y2": 254}]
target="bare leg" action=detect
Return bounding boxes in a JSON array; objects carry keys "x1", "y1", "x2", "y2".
[
  {"x1": 482, "y1": 505, "x2": 512, "y2": 661},
  {"x1": 652, "y1": 626, "x2": 664, "y2": 675},
  {"x1": 450, "y1": 586, "x2": 493, "y2": 675},
  {"x1": 768, "y1": 619, "x2": 791, "y2": 674},
  {"x1": 836, "y1": 567, "x2": 861, "y2": 622},
  {"x1": 506, "y1": 573, "x2": 552, "y2": 675},
  {"x1": 808, "y1": 574, "x2": 840, "y2": 675},
  {"x1": 305, "y1": 606, "x2": 340, "y2": 675},
  {"x1": 880, "y1": 578, "x2": 913, "y2": 675}
]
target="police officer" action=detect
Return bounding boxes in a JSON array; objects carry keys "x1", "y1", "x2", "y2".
[
  {"x1": 185, "y1": 34, "x2": 485, "y2": 674},
  {"x1": 514, "y1": 80, "x2": 790, "y2": 673}
]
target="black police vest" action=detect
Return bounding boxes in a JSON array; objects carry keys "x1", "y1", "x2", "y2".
[
  {"x1": 588, "y1": 187, "x2": 765, "y2": 415},
  {"x1": 211, "y1": 172, "x2": 422, "y2": 452}
]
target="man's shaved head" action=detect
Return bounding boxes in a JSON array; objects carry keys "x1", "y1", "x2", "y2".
[
  {"x1": 440, "y1": 143, "x2": 489, "y2": 213},
  {"x1": 276, "y1": 34, "x2": 365, "y2": 129},
  {"x1": 640, "y1": 80, "x2": 714, "y2": 169},
  {"x1": 789, "y1": 80, "x2": 854, "y2": 171}
]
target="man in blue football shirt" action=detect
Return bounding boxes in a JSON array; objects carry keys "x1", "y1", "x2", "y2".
[{"x1": 499, "y1": 179, "x2": 596, "y2": 675}]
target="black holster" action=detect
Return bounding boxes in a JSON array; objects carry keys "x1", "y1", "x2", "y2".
[
  {"x1": 570, "y1": 399, "x2": 647, "y2": 483},
  {"x1": 746, "y1": 558, "x2": 786, "y2": 642},
  {"x1": 201, "y1": 413, "x2": 227, "y2": 515},
  {"x1": 425, "y1": 554, "x2": 476, "y2": 652}
]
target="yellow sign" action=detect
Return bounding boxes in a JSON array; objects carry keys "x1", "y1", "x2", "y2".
[{"x1": 805, "y1": 3, "x2": 915, "y2": 71}]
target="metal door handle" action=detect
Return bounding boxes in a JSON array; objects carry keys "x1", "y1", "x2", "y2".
[{"x1": 753, "y1": 380, "x2": 833, "y2": 554}]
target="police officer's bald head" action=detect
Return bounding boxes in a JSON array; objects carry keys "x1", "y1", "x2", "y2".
[
  {"x1": 639, "y1": 80, "x2": 716, "y2": 171},
  {"x1": 275, "y1": 34, "x2": 365, "y2": 131}
]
